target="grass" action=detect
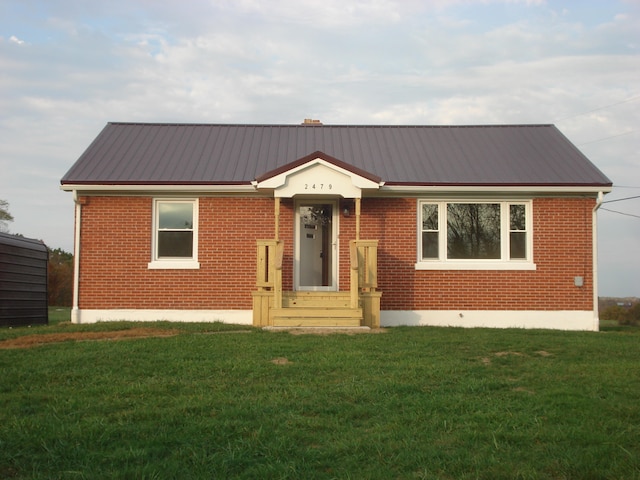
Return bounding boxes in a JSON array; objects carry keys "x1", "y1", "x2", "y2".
[{"x1": 0, "y1": 312, "x2": 639, "y2": 479}]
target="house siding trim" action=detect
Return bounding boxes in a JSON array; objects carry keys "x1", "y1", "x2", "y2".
[
  {"x1": 74, "y1": 309, "x2": 252, "y2": 324},
  {"x1": 61, "y1": 184, "x2": 612, "y2": 195},
  {"x1": 377, "y1": 185, "x2": 612, "y2": 195},
  {"x1": 381, "y1": 310, "x2": 597, "y2": 331},
  {"x1": 70, "y1": 308, "x2": 595, "y2": 330}
]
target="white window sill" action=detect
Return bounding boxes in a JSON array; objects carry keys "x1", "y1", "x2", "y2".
[
  {"x1": 148, "y1": 260, "x2": 201, "y2": 270},
  {"x1": 415, "y1": 261, "x2": 536, "y2": 271}
]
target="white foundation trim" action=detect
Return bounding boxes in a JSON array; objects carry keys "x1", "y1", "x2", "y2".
[
  {"x1": 74, "y1": 309, "x2": 253, "y2": 325},
  {"x1": 74, "y1": 309, "x2": 596, "y2": 331},
  {"x1": 381, "y1": 310, "x2": 597, "y2": 331}
]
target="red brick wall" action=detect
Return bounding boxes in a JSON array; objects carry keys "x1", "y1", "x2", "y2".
[
  {"x1": 78, "y1": 195, "x2": 595, "y2": 312},
  {"x1": 78, "y1": 196, "x2": 273, "y2": 310},
  {"x1": 360, "y1": 197, "x2": 595, "y2": 311}
]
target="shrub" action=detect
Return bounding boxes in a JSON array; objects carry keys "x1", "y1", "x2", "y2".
[
  {"x1": 600, "y1": 305, "x2": 626, "y2": 322},
  {"x1": 619, "y1": 302, "x2": 640, "y2": 326}
]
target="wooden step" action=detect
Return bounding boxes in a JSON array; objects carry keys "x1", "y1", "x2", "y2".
[
  {"x1": 270, "y1": 307, "x2": 363, "y2": 327},
  {"x1": 282, "y1": 291, "x2": 354, "y2": 308}
]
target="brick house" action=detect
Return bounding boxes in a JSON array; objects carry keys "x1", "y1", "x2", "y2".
[{"x1": 61, "y1": 122, "x2": 612, "y2": 330}]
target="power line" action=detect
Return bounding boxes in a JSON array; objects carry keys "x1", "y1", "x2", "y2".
[
  {"x1": 603, "y1": 195, "x2": 640, "y2": 204},
  {"x1": 557, "y1": 95, "x2": 640, "y2": 122},
  {"x1": 600, "y1": 207, "x2": 640, "y2": 219},
  {"x1": 577, "y1": 129, "x2": 637, "y2": 146}
]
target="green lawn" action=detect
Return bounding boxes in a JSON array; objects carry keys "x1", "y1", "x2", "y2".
[{"x1": 1, "y1": 313, "x2": 639, "y2": 479}]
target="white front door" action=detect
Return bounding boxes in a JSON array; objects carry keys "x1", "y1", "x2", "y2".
[{"x1": 296, "y1": 201, "x2": 338, "y2": 291}]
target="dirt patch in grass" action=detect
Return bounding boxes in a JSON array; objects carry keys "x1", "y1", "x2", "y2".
[
  {"x1": 481, "y1": 350, "x2": 554, "y2": 366},
  {"x1": 513, "y1": 386, "x2": 536, "y2": 395},
  {"x1": 0, "y1": 328, "x2": 181, "y2": 349},
  {"x1": 270, "y1": 357, "x2": 292, "y2": 365},
  {"x1": 535, "y1": 350, "x2": 553, "y2": 357}
]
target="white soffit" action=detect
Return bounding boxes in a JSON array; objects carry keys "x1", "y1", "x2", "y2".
[{"x1": 254, "y1": 158, "x2": 381, "y2": 198}]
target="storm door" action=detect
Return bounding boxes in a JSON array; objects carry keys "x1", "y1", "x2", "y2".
[{"x1": 296, "y1": 202, "x2": 337, "y2": 291}]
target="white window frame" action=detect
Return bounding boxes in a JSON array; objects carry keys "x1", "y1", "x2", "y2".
[
  {"x1": 415, "y1": 200, "x2": 535, "y2": 271},
  {"x1": 148, "y1": 198, "x2": 200, "y2": 270}
]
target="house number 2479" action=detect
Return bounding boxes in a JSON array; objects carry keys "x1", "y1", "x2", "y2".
[{"x1": 304, "y1": 183, "x2": 332, "y2": 190}]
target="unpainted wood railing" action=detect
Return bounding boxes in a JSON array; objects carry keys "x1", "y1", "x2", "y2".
[
  {"x1": 255, "y1": 239, "x2": 284, "y2": 309},
  {"x1": 349, "y1": 239, "x2": 378, "y2": 308},
  {"x1": 254, "y1": 239, "x2": 380, "y2": 327}
]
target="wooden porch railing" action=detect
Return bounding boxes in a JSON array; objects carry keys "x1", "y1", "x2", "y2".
[
  {"x1": 255, "y1": 239, "x2": 283, "y2": 304},
  {"x1": 252, "y1": 239, "x2": 381, "y2": 327},
  {"x1": 350, "y1": 240, "x2": 381, "y2": 327},
  {"x1": 349, "y1": 239, "x2": 378, "y2": 306}
]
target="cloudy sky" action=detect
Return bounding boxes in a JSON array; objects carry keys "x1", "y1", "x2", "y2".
[{"x1": 1, "y1": 0, "x2": 638, "y2": 297}]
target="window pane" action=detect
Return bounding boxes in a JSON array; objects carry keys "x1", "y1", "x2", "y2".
[
  {"x1": 447, "y1": 204, "x2": 500, "y2": 259},
  {"x1": 510, "y1": 232, "x2": 527, "y2": 259},
  {"x1": 158, "y1": 231, "x2": 193, "y2": 258},
  {"x1": 159, "y1": 203, "x2": 193, "y2": 229},
  {"x1": 510, "y1": 204, "x2": 526, "y2": 231},
  {"x1": 422, "y1": 204, "x2": 438, "y2": 230},
  {"x1": 422, "y1": 232, "x2": 439, "y2": 259}
]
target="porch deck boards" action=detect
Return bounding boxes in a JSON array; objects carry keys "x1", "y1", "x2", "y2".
[{"x1": 272, "y1": 293, "x2": 362, "y2": 326}]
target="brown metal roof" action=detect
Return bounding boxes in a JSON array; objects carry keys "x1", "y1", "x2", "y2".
[{"x1": 61, "y1": 123, "x2": 612, "y2": 187}]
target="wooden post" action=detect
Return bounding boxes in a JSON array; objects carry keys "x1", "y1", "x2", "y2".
[
  {"x1": 274, "y1": 197, "x2": 280, "y2": 242},
  {"x1": 274, "y1": 240, "x2": 284, "y2": 310},
  {"x1": 355, "y1": 197, "x2": 361, "y2": 241},
  {"x1": 349, "y1": 240, "x2": 359, "y2": 309}
]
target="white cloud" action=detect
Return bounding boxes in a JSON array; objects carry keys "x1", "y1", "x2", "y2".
[{"x1": 0, "y1": 0, "x2": 638, "y2": 295}]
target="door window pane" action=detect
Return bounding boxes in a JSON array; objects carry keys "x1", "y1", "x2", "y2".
[{"x1": 299, "y1": 204, "x2": 333, "y2": 287}]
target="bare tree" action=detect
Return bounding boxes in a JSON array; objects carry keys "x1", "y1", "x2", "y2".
[{"x1": 0, "y1": 199, "x2": 14, "y2": 232}]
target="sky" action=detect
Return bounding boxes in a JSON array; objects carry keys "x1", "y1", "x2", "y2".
[{"x1": 0, "y1": 0, "x2": 638, "y2": 297}]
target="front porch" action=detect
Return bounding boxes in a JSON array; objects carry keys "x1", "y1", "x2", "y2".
[
  {"x1": 252, "y1": 239, "x2": 382, "y2": 328},
  {"x1": 251, "y1": 154, "x2": 385, "y2": 328}
]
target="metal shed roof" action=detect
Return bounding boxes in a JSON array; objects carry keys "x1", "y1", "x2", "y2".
[
  {"x1": 0, "y1": 232, "x2": 48, "y2": 253},
  {"x1": 61, "y1": 123, "x2": 612, "y2": 188}
]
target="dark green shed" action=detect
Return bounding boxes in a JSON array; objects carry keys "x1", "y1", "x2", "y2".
[{"x1": 0, "y1": 232, "x2": 48, "y2": 327}]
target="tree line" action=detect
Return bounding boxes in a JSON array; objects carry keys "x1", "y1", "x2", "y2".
[
  {"x1": 2, "y1": 199, "x2": 73, "y2": 306},
  {"x1": 48, "y1": 247, "x2": 73, "y2": 306},
  {"x1": 600, "y1": 301, "x2": 640, "y2": 326}
]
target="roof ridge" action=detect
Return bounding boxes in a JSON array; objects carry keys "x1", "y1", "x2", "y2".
[{"x1": 107, "y1": 122, "x2": 555, "y2": 128}]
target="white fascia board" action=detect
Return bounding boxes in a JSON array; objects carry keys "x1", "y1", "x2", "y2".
[
  {"x1": 61, "y1": 183, "x2": 611, "y2": 197},
  {"x1": 60, "y1": 184, "x2": 259, "y2": 194},
  {"x1": 375, "y1": 185, "x2": 612, "y2": 196}
]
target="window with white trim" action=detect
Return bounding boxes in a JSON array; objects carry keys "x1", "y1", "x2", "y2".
[
  {"x1": 148, "y1": 199, "x2": 200, "y2": 269},
  {"x1": 417, "y1": 200, "x2": 534, "y2": 270}
]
